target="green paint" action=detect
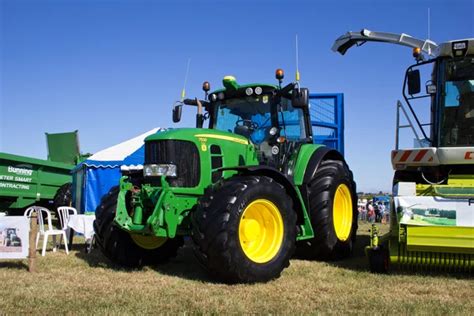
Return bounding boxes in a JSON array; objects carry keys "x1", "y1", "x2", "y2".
[
  {"x1": 0, "y1": 152, "x2": 74, "y2": 210},
  {"x1": 113, "y1": 79, "x2": 347, "y2": 246},
  {"x1": 292, "y1": 144, "x2": 322, "y2": 185}
]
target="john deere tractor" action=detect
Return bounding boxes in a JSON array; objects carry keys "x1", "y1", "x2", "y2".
[
  {"x1": 94, "y1": 70, "x2": 357, "y2": 283},
  {"x1": 333, "y1": 29, "x2": 474, "y2": 272}
]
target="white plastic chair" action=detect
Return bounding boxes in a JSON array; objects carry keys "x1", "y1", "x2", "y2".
[
  {"x1": 35, "y1": 207, "x2": 69, "y2": 256},
  {"x1": 24, "y1": 206, "x2": 36, "y2": 218},
  {"x1": 57, "y1": 206, "x2": 77, "y2": 249}
]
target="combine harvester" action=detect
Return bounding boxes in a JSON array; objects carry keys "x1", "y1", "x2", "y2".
[{"x1": 333, "y1": 29, "x2": 473, "y2": 272}]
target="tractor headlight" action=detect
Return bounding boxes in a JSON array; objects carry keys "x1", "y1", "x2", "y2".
[{"x1": 143, "y1": 164, "x2": 177, "y2": 177}]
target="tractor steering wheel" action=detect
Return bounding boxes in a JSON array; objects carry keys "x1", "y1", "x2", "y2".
[
  {"x1": 234, "y1": 119, "x2": 259, "y2": 138},
  {"x1": 235, "y1": 119, "x2": 259, "y2": 131}
]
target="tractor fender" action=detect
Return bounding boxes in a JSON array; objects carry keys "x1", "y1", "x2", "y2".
[
  {"x1": 220, "y1": 166, "x2": 306, "y2": 224},
  {"x1": 302, "y1": 146, "x2": 346, "y2": 185}
]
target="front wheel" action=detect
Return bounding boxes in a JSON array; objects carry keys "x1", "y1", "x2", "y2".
[
  {"x1": 192, "y1": 175, "x2": 297, "y2": 283},
  {"x1": 93, "y1": 186, "x2": 183, "y2": 268}
]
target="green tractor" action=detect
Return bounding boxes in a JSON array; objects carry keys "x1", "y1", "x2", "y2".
[{"x1": 94, "y1": 70, "x2": 358, "y2": 283}]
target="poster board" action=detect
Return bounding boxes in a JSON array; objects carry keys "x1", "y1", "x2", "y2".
[
  {"x1": 394, "y1": 196, "x2": 474, "y2": 227},
  {"x1": 0, "y1": 216, "x2": 29, "y2": 259}
]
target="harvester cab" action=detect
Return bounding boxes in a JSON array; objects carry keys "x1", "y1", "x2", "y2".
[
  {"x1": 94, "y1": 69, "x2": 359, "y2": 283},
  {"x1": 333, "y1": 29, "x2": 474, "y2": 273}
]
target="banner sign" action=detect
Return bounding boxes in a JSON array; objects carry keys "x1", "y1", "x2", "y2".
[
  {"x1": 0, "y1": 216, "x2": 29, "y2": 259},
  {"x1": 394, "y1": 196, "x2": 474, "y2": 227}
]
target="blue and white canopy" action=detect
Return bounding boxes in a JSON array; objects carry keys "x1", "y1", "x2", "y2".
[
  {"x1": 72, "y1": 127, "x2": 164, "y2": 214},
  {"x1": 80, "y1": 127, "x2": 163, "y2": 168}
]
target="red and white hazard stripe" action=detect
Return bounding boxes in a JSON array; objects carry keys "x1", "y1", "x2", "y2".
[{"x1": 391, "y1": 148, "x2": 439, "y2": 166}]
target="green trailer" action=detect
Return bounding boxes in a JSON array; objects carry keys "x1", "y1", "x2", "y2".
[{"x1": 0, "y1": 131, "x2": 88, "y2": 214}]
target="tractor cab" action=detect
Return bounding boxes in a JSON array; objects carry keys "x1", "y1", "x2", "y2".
[{"x1": 173, "y1": 70, "x2": 313, "y2": 169}]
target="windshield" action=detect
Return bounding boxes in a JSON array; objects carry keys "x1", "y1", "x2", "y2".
[
  {"x1": 213, "y1": 95, "x2": 306, "y2": 144},
  {"x1": 440, "y1": 57, "x2": 474, "y2": 146}
]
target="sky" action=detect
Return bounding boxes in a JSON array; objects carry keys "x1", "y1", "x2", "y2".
[{"x1": 1, "y1": 0, "x2": 473, "y2": 192}]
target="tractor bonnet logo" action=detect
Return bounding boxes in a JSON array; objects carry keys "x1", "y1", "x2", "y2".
[{"x1": 7, "y1": 166, "x2": 33, "y2": 176}]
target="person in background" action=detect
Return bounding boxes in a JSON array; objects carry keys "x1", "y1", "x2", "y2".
[
  {"x1": 379, "y1": 202, "x2": 386, "y2": 224},
  {"x1": 367, "y1": 201, "x2": 375, "y2": 223},
  {"x1": 374, "y1": 201, "x2": 380, "y2": 222},
  {"x1": 358, "y1": 205, "x2": 367, "y2": 221}
]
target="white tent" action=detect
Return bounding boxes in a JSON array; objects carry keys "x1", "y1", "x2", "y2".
[{"x1": 72, "y1": 128, "x2": 164, "y2": 213}]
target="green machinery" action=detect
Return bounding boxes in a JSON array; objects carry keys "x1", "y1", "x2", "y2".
[
  {"x1": 94, "y1": 70, "x2": 358, "y2": 283},
  {"x1": 333, "y1": 29, "x2": 474, "y2": 272},
  {"x1": 0, "y1": 131, "x2": 88, "y2": 214}
]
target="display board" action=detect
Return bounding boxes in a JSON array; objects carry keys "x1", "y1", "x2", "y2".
[
  {"x1": 0, "y1": 216, "x2": 29, "y2": 259},
  {"x1": 394, "y1": 196, "x2": 474, "y2": 227}
]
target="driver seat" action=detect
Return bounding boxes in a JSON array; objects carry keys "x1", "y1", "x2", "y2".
[{"x1": 234, "y1": 125, "x2": 252, "y2": 139}]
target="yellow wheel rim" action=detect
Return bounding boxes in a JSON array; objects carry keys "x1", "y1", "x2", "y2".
[
  {"x1": 238, "y1": 199, "x2": 284, "y2": 263},
  {"x1": 333, "y1": 184, "x2": 353, "y2": 242},
  {"x1": 131, "y1": 234, "x2": 167, "y2": 250}
]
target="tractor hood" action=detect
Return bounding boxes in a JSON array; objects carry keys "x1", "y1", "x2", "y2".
[{"x1": 145, "y1": 128, "x2": 250, "y2": 146}]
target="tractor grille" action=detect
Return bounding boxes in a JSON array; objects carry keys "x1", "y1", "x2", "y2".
[{"x1": 145, "y1": 140, "x2": 200, "y2": 187}]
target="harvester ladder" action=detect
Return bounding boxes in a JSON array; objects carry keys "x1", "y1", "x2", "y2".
[{"x1": 395, "y1": 100, "x2": 423, "y2": 150}]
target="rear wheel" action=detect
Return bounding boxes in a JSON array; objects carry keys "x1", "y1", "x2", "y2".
[
  {"x1": 298, "y1": 159, "x2": 358, "y2": 260},
  {"x1": 192, "y1": 175, "x2": 297, "y2": 283},
  {"x1": 53, "y1": 182, "x2": 72, "y2": 210},
  {"x1": 93, "y1": 186, "x2": 183, "y2": 268}
]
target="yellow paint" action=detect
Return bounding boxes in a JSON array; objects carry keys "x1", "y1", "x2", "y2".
[
  {"x1": 131, "y1": 234, "x2": 167, "y2": 250},
  {"x1": 407, "y1": 225, "x2": 474, "y2": 254},
  {"x1": 238, "y1": 199, "x2": 284, "y2": 263},
  {"x1": 201, "y1": 144, "x2": 207, "y2": 151},
  {"x1": 195, "y1": 133, "x2": 248, "y2": 145},
  {"x1": 333, "y1": 184, "x2": 353, "y2": 242}
]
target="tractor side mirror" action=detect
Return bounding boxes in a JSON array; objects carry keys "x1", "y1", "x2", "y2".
[
  {"x1": 292, "y1": 88, "x2": 309, "y2": 108},
  {"x1": 172, "y1": 104, "x2": 182, "y2": 123},
  {"x1": 407, "y1": 70, "x2": 421, "y2": 95}
]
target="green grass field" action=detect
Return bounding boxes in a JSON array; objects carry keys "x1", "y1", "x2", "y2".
[{"x1": 1, "y1": 222, "x2": 472, "y2": 314}]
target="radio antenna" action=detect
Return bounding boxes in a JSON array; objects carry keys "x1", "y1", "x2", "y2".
[
  {"x1": 427, "y1": 8, "x2": 431, "y2": 40},
  {"x1": 181, "y1": 58, "x2": 191, "y2": 102},
  {"x1": 295, "y1": 34, "x2": 301, "y2": 90}
]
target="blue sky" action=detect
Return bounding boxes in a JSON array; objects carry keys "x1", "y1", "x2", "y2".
[{"x1": 1, "y1": 0, "x2": 473, "y2": 192}]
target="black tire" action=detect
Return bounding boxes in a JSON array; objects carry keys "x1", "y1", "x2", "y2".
[
  {"x1": 298, "y1": 159, "x2": 358, "y2": 260},
  {"x1": 192, "y1": 175, "x2": 297, "y2": 283},
  {"x1": 368, "y1": 246, "x2": 389, "y2": 273},
  {"x1": 93, "y1": 186, "x2": 183, "y2": 268},
  {"x1": 53, "y1": 182, "x2": 72, "y2": 211}
]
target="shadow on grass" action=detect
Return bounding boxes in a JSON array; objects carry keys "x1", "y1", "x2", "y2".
[
  {"x1": 73, "y1": 224, "x2": 471, "y2": 281},
  {"x1": 0, "y1": 260, "x2": 29, "y2": 270},
  {"x1": 294, "y1": 234, "x2": 373, "y2": 273},
  {"x1": 150, "y1": 242, "x2": 215, "y2": 283},
  {"x1": 74, "y1": 239, "x2": 215, "y2": 282}
]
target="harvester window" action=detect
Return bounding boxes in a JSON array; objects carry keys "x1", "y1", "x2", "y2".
[{"x1": 440, "y1": 58, "x2": 474, "y2": 147}]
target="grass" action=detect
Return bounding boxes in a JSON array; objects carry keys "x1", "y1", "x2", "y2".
[{"x1": 0, "y1": 222, "x2": 472, "y2": 315}]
